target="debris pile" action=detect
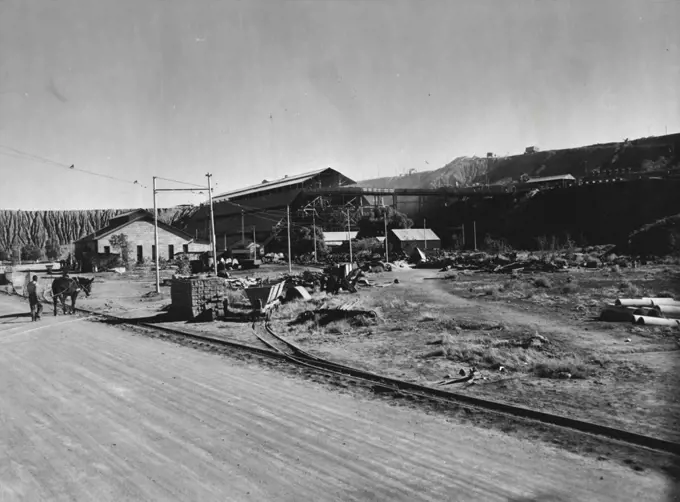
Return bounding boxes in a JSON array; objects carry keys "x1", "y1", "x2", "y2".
[
  {"x1": 599, "y1": 296, "x2": 680, "y2": 327},
  {"x1": 427, "y1": 249, "x2": 644, "y2": 274},
  {"x1": 225, "y1": 276, "x2": 263, "y2": 289},
  {"x1": 289, "y1": 300, "x2": 378, "y2": 327}
]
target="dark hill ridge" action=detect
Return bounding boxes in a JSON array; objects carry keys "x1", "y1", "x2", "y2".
[
  {"x1": 357, "y1": 133, "x2": 680, "y2": 189},
  {"x1": 0, "y1": 206, "x2": 198, "y2": 255}
]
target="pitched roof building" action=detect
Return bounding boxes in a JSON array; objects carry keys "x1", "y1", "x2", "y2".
[
  {"x1": 388, "y1": 228, "x2": 441, "y2": 255},
  {"x1": 187, "y1": 167, "x2": 358, "y2": 250},
  {"x1": 75, "y1": 209, "x2": 210, "y2": 270}
]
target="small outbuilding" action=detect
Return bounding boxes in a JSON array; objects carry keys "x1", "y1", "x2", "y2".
[
  {"x1": 323, "y1": 231, "x2": 359, "y2": 248},
  {"x1": 388, "y1": 228, "x2": 441, "y2": 256}
]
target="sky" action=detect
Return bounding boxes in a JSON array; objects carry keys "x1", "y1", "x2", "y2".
[{"x1": 0, "y1": 0, "x2": 678, "y2": 210}]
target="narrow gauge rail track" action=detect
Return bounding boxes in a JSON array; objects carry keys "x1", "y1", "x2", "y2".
[{"x1": 12, "y1": 289, "x2": 680, "y2": 457}]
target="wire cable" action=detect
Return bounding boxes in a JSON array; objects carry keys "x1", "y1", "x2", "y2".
[
  {"x1": 153, "y1": 176, "x2": 206, "y2": 189},
  {"x1": 0, "y1": 145, "x2": 148, "y2": 189}
]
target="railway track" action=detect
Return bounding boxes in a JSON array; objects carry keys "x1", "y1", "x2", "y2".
[{"x1": 9, "y1": 289, "x2": 680, "y2": 457}]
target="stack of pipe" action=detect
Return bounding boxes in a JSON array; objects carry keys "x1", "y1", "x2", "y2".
[{"x1": 609, "y1": 297, "x2": 680, "y2": 327}]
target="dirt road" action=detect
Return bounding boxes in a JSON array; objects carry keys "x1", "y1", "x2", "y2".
[{"x1": 0, "y1": 294, "x2": 674, "y2": 501}]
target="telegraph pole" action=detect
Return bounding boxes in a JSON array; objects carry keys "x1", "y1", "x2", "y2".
[
  {"x1": 473, "y1": 220, "x2": 477, "y2": 251},
  {"x1": 383, "y1": 207, "x2": 389, "y2": 263},
  {"x1": 347, "y1": 208, "x2": 353, "y2": 264},
  {"x1": 287, "y1": 205, "x2": 292, "y2": 274},
  {"x1": 424, "y1": 218, "x2": 427, "y2": 250},
  {"x1": 153, "y1": 177, "x2": 211, "y2": 288},
  {"x1": 252, "y1": 226, "x2": 257, "y2": 260},
  {"x1": 153, "y1": 177, "x2": 160, "y2": 293},
  {"x1": 312, "y1": 210, "x2": 318, "y2": 263},
  {"x1": 206, "y1": 173, "x2": 218, "y2": 276},
  {"x1": 241, "y1": 209, "x2": 245, "y2": 244}
]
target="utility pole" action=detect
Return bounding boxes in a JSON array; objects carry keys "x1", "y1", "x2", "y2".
[
  {"x1": 312, "y1": 210, "x2": 318, "y2": 263},
  {"x1": 286, "y1": 205, "x2": 292, "y2": 274},
  {"x1": 424, "y1": 218, "x2": 427, "y2": 250},
  {"x1": 153, "y1": 177, "x2": 211, "y2": 287},
  {"x1": 347, "y1": 208, "x2": 353, "y2": 264},
  {"x1": 152, "y1": 177, "x2": 160, "y2": 293},
  {"x1": 473, "y1": 220, "x2": 477, "y2": 251},
  {"x1": 206, "y1": 173, "x2": 218, "y2": 276},
  {"x1": 252, "y1": 226, "x2": 256, "y2": 260},
  {"x1": 383, "y1": 207, "x2": 389, "y2": 263}
]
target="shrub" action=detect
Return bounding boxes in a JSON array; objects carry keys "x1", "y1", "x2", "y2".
[
  {"x1": 174, "y1": 254, "x2": 192, "y2": 275},
  {"x1": 618, "y1": 281, "x2": 641, "y2": 297},
  {"x1": 21, "y1": 244, "x2": 43, "y2": 261},
  {"x1": 533, "y1": 276, "x2": 552, "y2": 288},
  {"x1": 484, "y1": 235, "x2": 512, "y2": 254},
  {"x1": 560, "y1": 283, "x2": 580, "y2": 295},
  {"x1": 45, "y1": 240, "x2": 61, "y2": 260},
  {"x1": 532, "y1": 359, "x2": 590, "y2": 379},
  {"x1": 109, "y1": 233, "x2": 131, "y2": 265}
]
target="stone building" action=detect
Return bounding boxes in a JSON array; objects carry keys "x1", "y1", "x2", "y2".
[{"x1": 75, "y1": 209, "x2": 210, "y2": 269}]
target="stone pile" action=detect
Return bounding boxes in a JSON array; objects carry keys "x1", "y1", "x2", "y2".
[{"x1": 171, "y1": 276, "x2": 229, "y2": 320}]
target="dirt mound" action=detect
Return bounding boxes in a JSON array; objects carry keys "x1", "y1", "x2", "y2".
[{"x1": 627, "y1": 214, "x2": 680, "y2": 256}]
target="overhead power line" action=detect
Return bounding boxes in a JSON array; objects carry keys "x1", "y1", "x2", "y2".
[
  {"x1": 0, "y1": 144, "x2": 148, "y2": 189},
  {"x1": 153, "y1": 175, "x2": 206, "y2": 189}
]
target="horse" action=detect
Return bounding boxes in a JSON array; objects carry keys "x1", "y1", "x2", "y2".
[{"x1": 51, "y1": 276, "x2": 94, "y2": 316}]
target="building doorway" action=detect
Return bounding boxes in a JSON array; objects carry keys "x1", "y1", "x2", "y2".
[{"x1": 137, "y1": 245, "x2": 143, "y2": 263}]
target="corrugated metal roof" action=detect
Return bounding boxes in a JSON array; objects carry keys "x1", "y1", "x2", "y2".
[
  {"x1": 214, "y1": 168, "x2": 328, "y2": 200},
  {"x1": 323, "y1": 231, "x2": 358, "y2": 242},
  {"x1": 390, "y1": 228, "x2": 440, "y2": 241},
  {"x1": 526, "y1": 174, "x2": 576, "y2": 183}
]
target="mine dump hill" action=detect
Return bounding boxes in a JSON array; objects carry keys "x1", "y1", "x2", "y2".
[
  {"x1": 357, "y1": 133, "x2": 680, "y2": 189},
  {"x1": 354, "y1": 133, "x2": 680, "y2": 252},
  {"x1": 0, "y1": 206, "x2": 198, "y2": 253}
]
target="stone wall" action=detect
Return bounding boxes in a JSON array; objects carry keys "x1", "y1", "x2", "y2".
[
  {"x1": 170, "y1": 276, "x2": 228, "y2": 320},
  {"x1": 96, "y1": 220, "x2": 211, "y2": 261}
]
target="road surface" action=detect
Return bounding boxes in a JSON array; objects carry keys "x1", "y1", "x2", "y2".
[{"x1": 0, "y1": 294, "x2": 674, "y2": 501}]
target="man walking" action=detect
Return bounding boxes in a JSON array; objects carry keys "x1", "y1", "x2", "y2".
[{"x1": 27, "y1": 275, "x2": 43, "y2": 321}]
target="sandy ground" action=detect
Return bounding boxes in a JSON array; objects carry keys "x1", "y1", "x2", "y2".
[{"x1": 0, "y1": 294, "x2": 676, "y2": 502}]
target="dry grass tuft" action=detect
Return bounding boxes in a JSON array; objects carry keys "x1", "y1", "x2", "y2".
[
  {"x1": 618, "y1": 281, "x2": 642, "y2": 297},
  {"x1": 533, "y1": 276, "x2": 552, "y2": 288},
  {"x1": 560, "y1": 282, "x2": 580, "y2": 295},
  {"x1": 532, "y1": 357, "x2": 591, "y2": 379}
]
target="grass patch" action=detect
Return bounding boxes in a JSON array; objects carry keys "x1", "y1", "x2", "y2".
[
  {"x1": 618, "y1": 280, "x2": 642, "y2": 297},
  {"x1": 532, "y1": 357, "x2": 591, "y2": 379},
  {"x1": 533, "y1": 276, "x2": 552, "y2": 288},
  {"x1": 560, "y1": 283, "x2": 580, "y2": 295}
]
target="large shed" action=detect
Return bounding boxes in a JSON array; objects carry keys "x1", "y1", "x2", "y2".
[
  {"x1": 185, "y1": 167, "x2": 360, "y2": 251},
  {"x1": 388, "y1": 228, "x2": 441, "y2": 255}
]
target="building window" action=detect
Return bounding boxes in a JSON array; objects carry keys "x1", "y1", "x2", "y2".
[
  {"x1": 168, "y1": 244, "x2": 174, "y2": 260},
  {"x1": 137, "y1": 245, "x2": 143, "y2": 263},
  {"x1": 104, "y1": 246, "x2": 110, "y2": 254},
  {"x1": 152, "y1": 245, "x2": 156, "y2": 260},
  {"x1": 183, "y1": 244, "x2": 189, "y2": 253}
]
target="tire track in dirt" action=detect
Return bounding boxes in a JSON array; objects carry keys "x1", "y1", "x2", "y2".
[{"x1": 0, "y1": 296, "x2": 673, "y2": 502}]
